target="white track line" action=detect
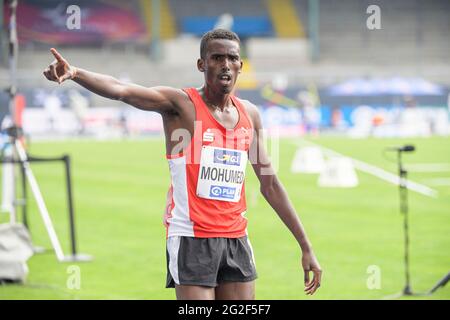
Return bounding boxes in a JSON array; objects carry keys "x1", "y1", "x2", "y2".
[{"x1": 292, "y1": 140, "x2": 438, "y2": 198}]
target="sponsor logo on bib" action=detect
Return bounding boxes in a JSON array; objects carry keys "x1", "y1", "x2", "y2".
[
  {"x1": 214, "y1": 149, "x2": 241, "y2": 166},
  {"x1": 209, "y1": 185, "x2": 236, "y2": 200}
]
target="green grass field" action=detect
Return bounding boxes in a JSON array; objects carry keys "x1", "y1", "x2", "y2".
[{"x1": 0, "y1": 136, "x2": 449, "y2": 299}]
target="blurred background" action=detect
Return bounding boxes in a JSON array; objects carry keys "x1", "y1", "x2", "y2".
[
  {"x1": 0, "y1": 0, "x2": 449, "y2": 300},
  {"x1": 0, "y1": 0, "x2": 449, "y2": 139}
]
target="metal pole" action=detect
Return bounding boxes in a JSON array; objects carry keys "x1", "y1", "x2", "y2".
[
  {"x1": 308, "y1": 0, "x2": 320, "y2": 62},
  {"x1": 398, "y1": 151, "x2": 412, "y2": 295},
  {"x1": 14, "y1": 140, "x2": 65, "y2": 261},
  {"x1": 63, "y1": 155, "x2": 77, "y2": 257},
  {"x1": 20, "y1": 161, "x2": 28, "y2": 229},
  {"x1": 8, "y1": 0, "x2": 17, "y2": 121},
  {"x1": 7, "y1": 0, "x2": 18, "y2": 224},
  {"x1": 0, "y1": 0, "x2": 8, "y2": 66},
  {"x1": 150, "y1": 0, "x2": 162, "y2": 62}
]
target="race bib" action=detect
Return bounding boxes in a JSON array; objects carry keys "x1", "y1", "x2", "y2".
[{"x1": 196, "y1": 146, "x2": 247, "y2": 202}]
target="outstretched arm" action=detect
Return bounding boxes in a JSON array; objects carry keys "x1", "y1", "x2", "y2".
[
  {"x1": 246, "y1": 102, "x2": 322, "y2": 296},
  {"x1": 43, "y1": 48, "x2": 185, "y2": 113}
]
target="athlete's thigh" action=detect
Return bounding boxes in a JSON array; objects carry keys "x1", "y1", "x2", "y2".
[
  {"x1": 215, "y1": 281, "x2": 255, "y2": 300},
  {"x1": 176, "y1": 284, "x2": 215, "y2": 300}
]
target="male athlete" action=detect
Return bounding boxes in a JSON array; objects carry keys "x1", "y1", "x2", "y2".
[{"x1": 43, "y1": 29, "x2": 322, "y2": 300}]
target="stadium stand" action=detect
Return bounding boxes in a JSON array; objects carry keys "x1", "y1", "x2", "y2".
[
  {"x1": 267, "y1": 0, "x2": 305, "y2": 38},
  {"x1": 169, "y1": 0, "x2": 273, "y2": 37},
  {"x1": 316, "y1": 0, "x2": 450, "y2": 63},
  {"x1": 0, "y1": 0, "x2": 449, "y2": 102}
]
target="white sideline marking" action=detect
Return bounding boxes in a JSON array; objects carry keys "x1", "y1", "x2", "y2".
[
  {"x1": 292, "y1": 140, "x2": 438, "y2": 198},
  {"x1": 405, "y1": 163, "x2": 450, "y2": 172}
]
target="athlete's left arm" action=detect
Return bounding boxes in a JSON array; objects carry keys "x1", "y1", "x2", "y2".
[{"x1": 245, "y1": 101, "x2": 322, "y2": 295}]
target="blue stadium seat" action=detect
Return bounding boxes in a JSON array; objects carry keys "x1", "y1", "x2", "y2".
[{"x1": 181, "y1": 16, "x2": 274, "y2": 37}]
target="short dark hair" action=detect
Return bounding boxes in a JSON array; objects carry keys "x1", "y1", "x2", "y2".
[{"x1": 200, "y1": 29, "x2": 240, "y2": 59}]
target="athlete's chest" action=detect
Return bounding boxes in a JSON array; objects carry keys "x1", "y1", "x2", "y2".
[{"x1": 209, "y1": 106, "x2": 239, "y2": 130}]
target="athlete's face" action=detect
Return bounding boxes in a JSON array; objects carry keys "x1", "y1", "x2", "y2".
[{"x1": 198, "y1": 39, "x2": 242, "y2": 95}]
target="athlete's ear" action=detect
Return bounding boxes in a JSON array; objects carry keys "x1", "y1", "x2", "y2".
[
  {"x1": 239, "y1": 60, "x2": 243, "y2": 73},
  {"x1": 197, "y1": 58, "x2": 205, "y2": 72}
]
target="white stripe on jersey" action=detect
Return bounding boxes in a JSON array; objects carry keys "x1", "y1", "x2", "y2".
[{"x1": 167, "y1": 156, "x2": 194, "y2": 237}]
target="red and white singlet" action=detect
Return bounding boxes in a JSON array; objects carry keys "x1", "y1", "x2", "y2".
[{"x1": 164, "y1": 88, "x2": 254, "y2": 238}]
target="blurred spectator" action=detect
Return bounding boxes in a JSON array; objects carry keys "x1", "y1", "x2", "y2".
[
  {"x1": 214, "y1": 13, "x2": 234, "y2": 30},
  {"x1": 397, "y1": 96, "x2": 430, "y2": 137},
  {"x1": 331, "y1": 105, "x2": 345, "y2": 130},
  {"x1": 68, "y1": 89, "x2": 89, "y2": 134},
  {"x1": 43, "y1": 92, "x2": 62, "y2": 132},
  {"x1": 297, "y1": 90, "x2": 320, "y2": 135}
]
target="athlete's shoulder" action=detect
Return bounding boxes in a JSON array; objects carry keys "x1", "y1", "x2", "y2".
[
  {"x1": 163, "y1": 86, "x2": 190, "y2": 100},
  {"x1": 234, "y1": 97, "x2": 260, "y2": 123},
  {"x1": 167, "y1": 86, "x2": 192, "y2": 105},
  {"x1": 149, "y1": 86, "x2": 190, "y2": 106},
  {"x1": 233, "y1": 96, "x2": 258, "y2": 113}
]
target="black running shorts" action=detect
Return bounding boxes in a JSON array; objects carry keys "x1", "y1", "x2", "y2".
[{"x1": 166, "y1": 236, "x2": 257, "y2": 288}]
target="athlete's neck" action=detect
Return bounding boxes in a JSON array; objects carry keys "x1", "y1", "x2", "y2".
[{"x1": 201, "y1": 86, "x2": 232, "y2": 112}]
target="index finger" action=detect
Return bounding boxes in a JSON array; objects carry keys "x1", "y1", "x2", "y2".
[{"x1": 50, "y1": 48, "x2": 65, "y2": 63}]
